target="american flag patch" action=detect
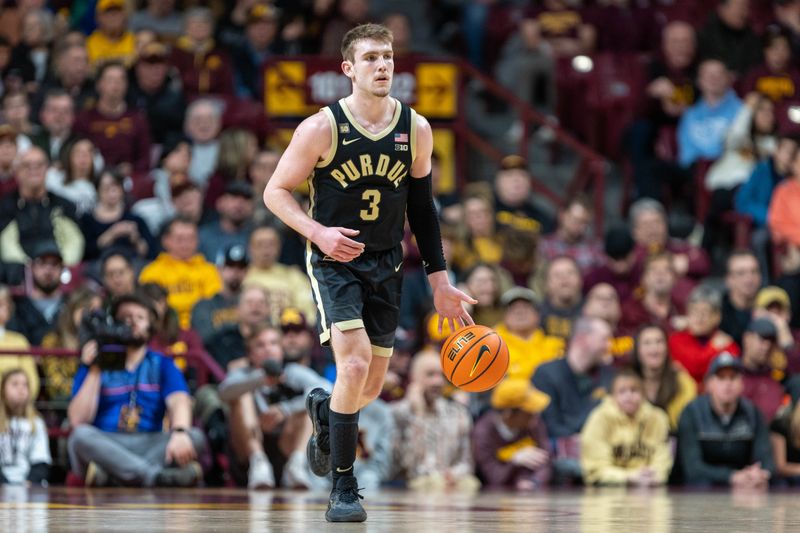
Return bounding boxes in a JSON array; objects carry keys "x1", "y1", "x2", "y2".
[{"x1": 394, "y1": 133, "x2": 408, "y2": 143}]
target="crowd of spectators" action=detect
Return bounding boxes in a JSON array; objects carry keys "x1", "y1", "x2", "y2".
[{"x1": 1, "y1": 0, "x2": 800, "y2": 493}]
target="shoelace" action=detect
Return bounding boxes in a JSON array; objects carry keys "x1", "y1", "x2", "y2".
[{"x1": 337, "y1": 484, "x2": 365, "y2": 504}]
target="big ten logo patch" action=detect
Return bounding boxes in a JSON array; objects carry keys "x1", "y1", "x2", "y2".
[{"x1": 446, "y1": 331, "x2": 476, "y2": 361}]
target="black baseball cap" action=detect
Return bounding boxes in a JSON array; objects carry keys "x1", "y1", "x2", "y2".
[
  {"x1": 745, "y1": 317, "x2": 778, "y2": 341},
  {"x1": 604, "y1": 225, "x2": 635, "y2": 260},
  {"x1": 220, "y1": 244, "x2": 249, "y2": 267},
  {"x1": 223, "y1": 181, "x2": 254, "y2": 199},
  {"x1": 705, "y1": 351, "x2": 743, "y2": 379},
  {"x1": 31, "y1": 240, "x2": 63, "y2": 261}
]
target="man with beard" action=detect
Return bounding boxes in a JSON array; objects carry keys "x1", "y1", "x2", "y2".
[
  {"x1": 191, "y1": 244, "x2": 249, "y2": 345},
  {"x1": 67, "y1": 292, "x2": 205, "y2": 487},
  {"x1": 720, "y1": 250, "x2": 762, "y2": 346},
  {"x1": 279, "y1": 307, "x2": 325, "y2": 373},
  {"x1": 205, "y1": 285, "x2": 271, "y2": 371},
  {"x1": 9, "y1": 241, "x2": 66, "y2": 345},
  {"x1": 198, "y1": 182, "x2": 255, "y2": 264}
]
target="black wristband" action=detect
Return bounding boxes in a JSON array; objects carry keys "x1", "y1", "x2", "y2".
[
  {"x1": 406, "y1": 172, "x2": 446, "y2": 274},
  {"x1": 171, "y1": 427, "x2": 188, "y2": 434}
]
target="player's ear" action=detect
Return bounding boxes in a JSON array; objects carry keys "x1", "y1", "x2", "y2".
[{"x1": 341, "y1": 60, "x2": 354, "y2": 79}]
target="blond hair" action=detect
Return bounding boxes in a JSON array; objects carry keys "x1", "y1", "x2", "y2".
[
  {"x1": 341, "y1": 23, "x2": 393, "y2": 62},
  {"x1": 0, "y1": 369, "x2": 40, "y2": 435}
]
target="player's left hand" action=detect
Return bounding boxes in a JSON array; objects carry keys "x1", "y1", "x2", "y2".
[
  {"x1": 432, "y1": 283, "x2": 477, "y2": 334},
  {"x1": 165, "y1": 431, "x2": 196, "y2": 467}
]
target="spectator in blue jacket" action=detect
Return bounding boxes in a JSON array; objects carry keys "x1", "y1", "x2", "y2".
[
  {"x1": 735, "y1": 135, "x2": 799, "y2": 279},
  {"x1": 678, "y1": 59, "x2": 743, "y2": 168}
]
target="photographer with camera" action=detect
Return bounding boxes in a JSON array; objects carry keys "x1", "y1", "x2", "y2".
[
  {"x1": 218, "y1": 322, "x2": 330, "y2": 489},
  {"x1": 67, "y1": 292, "x2": 205, "y2": 487}
]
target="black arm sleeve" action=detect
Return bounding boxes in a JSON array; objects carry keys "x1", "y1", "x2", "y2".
[{"x1": 406, "y1": 173, "x2": 446, "y2": 274}]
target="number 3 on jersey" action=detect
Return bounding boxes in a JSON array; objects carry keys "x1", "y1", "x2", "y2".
[{"x1": 360, "y1": 189, "x2": 381, "y2": 221}]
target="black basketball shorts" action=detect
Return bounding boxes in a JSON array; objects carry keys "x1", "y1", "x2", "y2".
[{"x1": 305, "y1": 243, "x2": 403, "y2": 357}]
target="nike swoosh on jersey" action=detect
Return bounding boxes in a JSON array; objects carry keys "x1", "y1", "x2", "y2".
[
  {"x1": 394, "y1": 261, "x2": 403, "y2": 272},
  {"x1": 342, "y1": 137, "x2": 362, "y2": 145},
  {"x1": 469, "y1": 345, "x2": 491, "y2": 377}
]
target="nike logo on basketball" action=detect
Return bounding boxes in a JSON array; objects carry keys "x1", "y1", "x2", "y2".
[
  {"x1": 394, "y1": 261, "x2": 403, "y2": 272},
  {"x1": 342, "y1": 137, "x2": 361, "y2": 146},
  {"x1": 469, "y1": 345, "x2": 491, "y2": 377},
  {"x1": 336, "y1": 466, "x2": 353, "y2": 473}
]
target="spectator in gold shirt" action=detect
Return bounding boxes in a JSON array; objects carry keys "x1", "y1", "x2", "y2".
[{"x1": 85, "y1": 0, "x2": 137, "y2": 68}]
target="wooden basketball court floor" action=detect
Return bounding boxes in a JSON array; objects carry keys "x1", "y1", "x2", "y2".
[{"x1": 1, "y1": 486, "x2": 799, "y2": 532}]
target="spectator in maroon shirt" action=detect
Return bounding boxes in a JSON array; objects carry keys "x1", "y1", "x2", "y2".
[
  {"x1": 630, "y1": 198, "x2": 710, "y2": 308},
  {"x1": 538, "y1": 196, "x2": 603, "y2": 275},
  {"x1": 754, "y1": 286, "x2": 800, "y2": 373},
  {"x1": 697, "y1": 0, "x2": 762, "y2": 76},
  {"x1": 169, "y1": 7, "x2": 234, "y2": 97},
  {"x1": 0, "y1": 125, "x2": 18, "y2": 197},
  {"x1": 584, "y1": 225, "x2": 640, "y2": 303},
  {"x1": 525, "y1": 0, "x2": 596, "y2": 59},
  {"x1": 539, "y1": 256, "x2": 583, "y2": 340},
  {"x1": 620, "y1": 252, "x2": 686, "y2": 336},
  {"x1": 74, "y1": 61, "x2": 152, "y2": 176},
  {"x1": 669, "y1": 285, "x2": 740, "y2": 387},
  {"x1": 740, "y1": 317, "x2": 787, "y2": 422},
  {"x1": 740, "y1": 27, "x2": 800, "y2": 105}
]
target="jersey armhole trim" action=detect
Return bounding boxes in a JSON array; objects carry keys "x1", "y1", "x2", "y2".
[
  {"x1": 410, "y1": 108, "x2": 418, "y2": 163},
  {"x1": 315, "y1": 106, "x2": 338, "y2": 168}
]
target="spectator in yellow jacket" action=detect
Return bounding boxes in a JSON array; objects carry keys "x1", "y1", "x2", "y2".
[
  {"x1": 139, "y1": 217, "x2": 222, "y2": 329},
  {"x1": 0, "y1": 285, "x2": 39, "y2": 400},
  {"x1": 494, "y1": 287, "x2": 563, "y2": 381},
  {"x1": 580, "y1": 368, "x2": 673, "y2": 486}
]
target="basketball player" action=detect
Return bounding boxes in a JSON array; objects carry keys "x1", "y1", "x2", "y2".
[{"x1": 264, "y1": 24, "x2": 476, "y2": 522}]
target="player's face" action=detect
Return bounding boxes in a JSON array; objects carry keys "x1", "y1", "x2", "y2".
[{"x1": 345, "y1": 39, "x2": 394, "y2": 97}]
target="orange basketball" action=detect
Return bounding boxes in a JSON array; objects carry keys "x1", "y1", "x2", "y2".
[{"x1": 440, "y1": 325, "x2": 509, "y2": 392}]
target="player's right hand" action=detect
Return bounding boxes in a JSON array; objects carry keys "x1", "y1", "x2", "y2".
[{"x1": 316, "y1": 227, "x2": 365, "y2": 262}]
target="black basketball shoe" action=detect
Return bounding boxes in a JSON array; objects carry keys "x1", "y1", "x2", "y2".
[
  {"x1": 305, "y1": 387, "x2": 331, "y2": 477},
  {"x1": 325, "y1": 475, "x2": 366, "y2": 523}
]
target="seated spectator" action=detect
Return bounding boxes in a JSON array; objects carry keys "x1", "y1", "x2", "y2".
[
  {"x1": 677, "y1": 352, "x2": 774, "y2": 487},
  {"x1": 678, "y1": 59, "x2": 743, "y2": 169},
  {"x1": 580, "y1": 368, "x2": 673, "y2": 486},
  {"x1": 100, "y1": 251, "x2": 138, "y2": 305},
  {"x1": 231, "y1": 4, "x2": 280, "y2": 100},
  {"x1": 493, "y1": 156, "x2": 554, "y2": 237},
  {"x1": 735, "y1": 134, "x2": 798, "y2": 279},
  {"x1": 139, "y1": 217, "x2": 222, "y2": 329},
  {"x1": 139, "y1": 283, "x2": 204, "y2": 375},
  {"x1": 754, "y1": 286, "x2": 800, "y2": 372},
  {"x1": 2, "y1": 91, "x2": 34, "y2": 151},
  {"x1": 29, "y1": 89, "x2": 78, "y2": 163},
  {"x1": 0, "y1": 285, "x2": 39, "y2": 400},
  {"x1": 582, "y1": 283, "x2": 632, "y2": 363},
  {"x1": 8, "y1": 242, "x2": 66, "y2": 346},
  {"x1": 740, "y1": 318, "x2": 786, "y2": 422},
  {"x1": 205, "y1": 285, "x2": 271, "y2": 370},
  {"x1": 670, "y1": 285, "x2": 740, "y2": 386},
  {"x1": 494, "y1": 287, "x2": 562, "y2": 381},
  {"x1": 130, "y1": 0, "x2": 184, "y2": 41},
  {"x1": 170, "y1": 7, "x2": 234, "y2": 98},
  {"x1": 741, "y1": 27, "x2": 800, "y2": 104},
  {"x1": 8, "y1": 8, "x2": 53, "y2": 91},
  {"x1": 184, "y1": 99, "x2": 222, "y2": 191},
  {"x1": 0, "y1": 125, "x2": 17, "y2": 197},
  {"x1": 127, "y1": 42, "x2": 186, "y2": 146},
  {"x1": 773, "y1": 0, "x2": 800, "y2": 59},
  {"x1": 697, "y1": 0, "x2": 761, "y2": 76},
  {"x1": 35, "y1": 43, "x2": 94, "y2": 115},
  {"x1": 74, "y1": 62, "x2": 152, "y2": 175},
  {"x1": 85, "y1": 0, "x2": 136, "y2": 67},
  {"x1": 198, "y1": 181, "x2": 254, "y2": 263},
  {"x1": 768, "y1": 144, "x2": 800, "y2": 251},
  {"x1": 462, "y1": 263, "x2": 505, "y2": 328},
  {"x1": 495, "y1": 11, "x2": 556, "y2": 118},
  {"x1": 630, "y1": 199, "x2": 710, "y2": 306},
  {"x1": 720, "y1": 250, "x2": 762, "y2": 345},
  {"x1": 538, "y1": 197, "x2": 603, "y2": 275},
  {"x1": 191, "y1": 244, "x2": 248, "y2": 345},
  {"x1": 620, "y1": 253, "x2": 684, "y2": 335},
  {"x1": 0, "y1": 369, "x2": 50, "y2": 486},
  {"x1": 524, "y1": 0, "x2": 596, "y2": 59},
  {"x1": 80, "y1": 169, "x2": 154, "y2": 264},
  {"x1": 769, "y1": 398, "x2": 800, "y2": 484},
  {"x1": 319, "y1": 0, "x2": 370, "y2": 57},
  {"x1": 203, "y1": 129, "x2": 259, "y2": 208},
  {"x1": 250, "y1": 150, "x2": 281, "y2": 227},
  {"x1": 392, "y1": 350, "x2": 480, "y2": 491},
  {"x1": 218, "y1": 323, "x2": 326, "y2": 489},
  {"x1": 632, "y1": 325, "x2": 697, "y2": 432},
  {"x1": 0, "y1": 147, "x2": 84, "y2": 266},
  {"x1": 584, "y1": 225, "x2": 640, "y2": 303},
  {"x1": 40, "y1": 288, "x2": 103, "y2": 403},
  {"x1": 279, "y1": 308, "x2": 326, "y2": 375},
  {"x1": 532, "y1": 317, "x2": 614, "y2": 480},
  {"x1": 450, "y1": 195, "x2": 503, "y2": 275},
  {"x1": 45, "y1": 138, "x2": 98, "y2": 216},
  {"x1": 472, "y1": 378, "x2": 551, "y2": 491},
  {"x1": 539, "y1": 256, "x2": 583, "y2": 340},
  {"x1": 243, "y1": 226, "x2": 316, "y2": 326},
  {"x1": 67, "y1": 292, "x2": 205, "y2": 487}
]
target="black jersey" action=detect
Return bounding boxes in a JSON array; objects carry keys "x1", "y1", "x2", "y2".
[{"x1": 308, "y1": 97, "x2": 416, "y2": 252}]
